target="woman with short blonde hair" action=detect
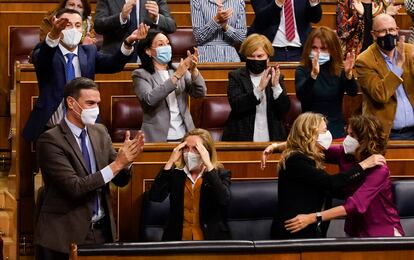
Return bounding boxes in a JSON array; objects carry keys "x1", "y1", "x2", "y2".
[{"x1": 222, "y1": 33, "x2": 290, "y2": 141}]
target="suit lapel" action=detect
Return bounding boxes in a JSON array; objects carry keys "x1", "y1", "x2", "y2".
[
  {"x1": 139, "y1": 0, "x2": 146, "y2": 23},
  {"x1": 78, "y1": 47, "x2": 88, "y2": 77},
  {"x1": 56, "y1": 47, "x2": 68, "y2": 81},
  {"x1": 60, "y1": 120, "x2": 90, "y2": 175},
  {"x1": 371, "y1": 44, "x2": 392, "y2": 77},
  {"x1": 240, "y1": 67, "x2": 255, "y2": 93}
]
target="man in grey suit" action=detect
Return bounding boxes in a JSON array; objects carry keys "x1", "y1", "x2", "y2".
[
  {"x1": 34, "y1": 77, "x2": 144, "y2": 260},
  {"x1": 94, "y1": 0, "x2": 176, "y2": 59}
]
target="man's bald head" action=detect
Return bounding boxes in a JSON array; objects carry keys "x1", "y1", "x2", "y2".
[{"x1": 372, "y1": 13, "x2": 397, "y2": 32}]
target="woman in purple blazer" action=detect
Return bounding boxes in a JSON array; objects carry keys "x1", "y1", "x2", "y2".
[{"x1": 285, "y1": 115, "x2": 405, "y2": 237}]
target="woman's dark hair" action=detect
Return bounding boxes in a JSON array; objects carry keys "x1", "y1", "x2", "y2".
[
  {"x1": 57, "y1": 0, "x2": 91, "y2": 20},
  {"x1": 137, "y1": 29, "x2": 173, "y2": 74},
  {"x1": 348, "y1": 115, "x2": 388, "y2": 161}
]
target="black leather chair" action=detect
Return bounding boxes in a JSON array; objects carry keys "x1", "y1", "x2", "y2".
[
  {"x1": 140, "y1": 180, "x2": 279, "y2": 241},
  {"x1": 139, "y1": 179, "x2": 414, "y2": 241},
  {"x1": 139, "y1": 192, "x2": 169, "y2": 241},
  {"x1": 392, "y1": 180, "x2": 414, "y2": 236},
  {"x1": 227, "y1": 180, "x2": 278, "y2": 240}
]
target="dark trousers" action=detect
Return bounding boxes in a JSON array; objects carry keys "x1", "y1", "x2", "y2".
[
  {"x1": 271, "y1": 47, "x2": 303, "y2": 62},
  {"x1": 35, "y1": 218, "x2": 110, "y2": 260}
]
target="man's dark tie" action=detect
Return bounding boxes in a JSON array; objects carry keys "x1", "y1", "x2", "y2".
[
  {"x1": 65, "y1": 53, "x2": 76, "y2": 82},
  {"x1": 129, "y1": 5, "x2": 138, "y2": 34},
  {"x1": 80, "y1": 129, "x2": 99, "y2": 215},
  {"x1": 284, "y1": 0, "x2": 295, "y2": 41}
]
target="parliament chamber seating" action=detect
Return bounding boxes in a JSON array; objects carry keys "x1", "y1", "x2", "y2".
[
  {"x1": 200, "y1": 96, "x2": 231, "y2": 141},
  {"x1": 167, "y1": 28, "x2": 197, "y2": 62},
  {"x1": 110, "y1": 98, "x2": 143, "y2": 142},
  {"x1": 9, "y1": 26, "x2": 40, "y2": 76},
  {"x1": 139, "y1": 179, "x2": 414, "y2": 241},
  {"x1": 110, "y1": 95, "x2": 302, "y2": 143}
]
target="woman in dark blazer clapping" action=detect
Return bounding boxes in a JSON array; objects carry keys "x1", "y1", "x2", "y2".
[{"x1": 222, "y1": 34, "x2": 290, "y2": 141}]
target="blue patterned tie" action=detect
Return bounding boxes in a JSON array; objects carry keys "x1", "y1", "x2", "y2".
[
  {"x1": 65, "y1": 53, "x2": 76, "y2": 82},
  {"x1": 80, "y1": 129, "x2": 99, "y2": 215}
]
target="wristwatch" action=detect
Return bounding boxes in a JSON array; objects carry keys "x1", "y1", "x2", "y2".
[
  {"x1": 316, "y1": 212, "x2": 322, "y2": 223},
  {"x1": 123, "y1": 39, "x2": 136, "y2": 47}
]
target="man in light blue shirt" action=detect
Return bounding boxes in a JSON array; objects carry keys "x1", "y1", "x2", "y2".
[{"x1": 356, "y1": 13, "x2": 414, "y2": 140}]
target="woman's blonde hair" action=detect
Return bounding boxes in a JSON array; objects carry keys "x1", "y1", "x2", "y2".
[
  {"x1": 239, "y1": 33, "x2": 274, "y2": 58},
  {"x1": 278, "y1": 112, "x2": 326, "y2": 171},
  {"x1": 348, "y1": 115, "x2": 388, "y2": 161},
  {"x1": 176, "y1": 128, "x2": 223, "y2": 169}
]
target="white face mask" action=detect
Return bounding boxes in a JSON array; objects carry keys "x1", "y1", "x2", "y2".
[
  {"x1": 61, "y1": 28, "x2": 83, "y2": 49},
  {"x1": 184, "y1": 151, "x2": 202, "y2": 171},
  {"x1": 74, "y1": 100, "x2": 99, "y2": 125},
  {"x1": 343, "y1": 135, "x2": 359, "y2": 155},
  {"x1": 317, "y1": 130, "x2": 333, "y2": 150}
]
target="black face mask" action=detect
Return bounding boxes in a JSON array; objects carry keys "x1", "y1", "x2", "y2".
[
  {"x1": 246, "y1": 59, "x2": 267, "y2": 74},
  {"x1": 376, "y1": 33, "x2": 398, "y2": 51}
]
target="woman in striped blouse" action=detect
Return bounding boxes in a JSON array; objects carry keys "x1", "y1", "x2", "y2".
[{"x1": 190, "y1": 0, "x2": 247, "y2": 62}]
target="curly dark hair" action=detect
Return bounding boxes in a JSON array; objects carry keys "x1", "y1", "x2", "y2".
[{"x1": 348, "y1": 115, "x2": 388, "y2": 161}]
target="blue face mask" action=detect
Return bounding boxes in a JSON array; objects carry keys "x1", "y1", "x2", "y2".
[
  {"x1": 154, "y1": 45, "x2": 172, "y2": 64},
  {"x1": 309, "y1": 52, "x2": 330, "y2": 65}
]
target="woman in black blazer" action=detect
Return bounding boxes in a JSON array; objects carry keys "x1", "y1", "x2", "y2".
[
  {"x1": 149, "y1": 128, "x2": 231, "y2": 240},
  {"x1": 266, "y1": 112, "x2": 385, "y2": 239},
  {"x1": 222, "y1": 33, "x2": 290, "y2": 142}
]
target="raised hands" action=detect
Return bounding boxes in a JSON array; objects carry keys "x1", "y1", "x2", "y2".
[
  {"x1": 344, "y1": 50, "x2": 356, "y2": 79},
  {"x1": 352, "y1": 0, "x2": 364, "y2": 16},
  {"x1": 145, "y1": 0, "x2": 160, "y2": 22},
  {"x1": 121, "y1": 0, "x2": 137, "y2": 22},
  {"x1": 386, "y1": 0, "x2": 402, "y2": 16},
  {"x1": 195, "y1": 141, "x2": 214, "y2": 171},
  {"x1": 50, "y1": 16, "x2": 69, "y2": 39},
  {"x1": 165, "y1": 141, "x2": 187, "y2": 170},
  {"x1": 311, "y1": 51, "x2": 320, "y2": 79},
  {"x1": 125, "y1": 23, "x2": 150, "y2": 46},
  {"x1": 396, "y1": 35, "x2": 405, "y2": 69},
  {"x1": 258, "y1": 65, "x2": 280, "y2": 91},
  {"x1": 173, "y1": 48, "x2": 199, "y2": 81},
  {"x1": 112, "y1": 130, "x2": 145, "y2": 175},
  {"x1": 215, "y1": 0, "x2": 233, "y2": 30}
]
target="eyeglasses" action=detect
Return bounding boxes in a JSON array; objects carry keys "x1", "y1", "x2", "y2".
[{"x1": 372, "y1": 27, "x2": 399, "y2": 36}]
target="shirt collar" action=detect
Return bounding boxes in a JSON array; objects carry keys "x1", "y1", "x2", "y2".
[
  {"x1": 378, "y1": 46, "x2": 397, "y2": 63},
  {"x1": 183, "y1": 165, "x2": 204, "y2": 184},
  {"x1": 64, "y1": 116, "x2": 86, "y2": 138},
  {"x1": 59, "y1": 44, "x2": 79, "y2": 57}
]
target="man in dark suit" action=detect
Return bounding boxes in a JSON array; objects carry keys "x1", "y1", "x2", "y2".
[
  {"x1": 23, "y1": 8, "x2": 149, "y2": 141},
  {"x1": 94, "y1": 0, "x2": 176, "y2": 59},
  {"x1": 35, "y1": 77, "x2": 145, "y2": 260},
  {"x1": 248, "y1": 0, "x2": 322, "y2": 61}
]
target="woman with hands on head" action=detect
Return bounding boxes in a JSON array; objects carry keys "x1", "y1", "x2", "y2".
[
  {"x1": 222, "y1": 33, "x2": 290, "y2": 141},
  {"x1": 285, "y1": 115, "x2": 405, "y2": 237},
  {"x1": 149, "y1": 128, "x2": 231, "y2": 241},
  {"x1": 269, "y1": 112, "x2": 386, "y2": 239},
  {"x1": 132, "y1": 29, "x2": 206, "y2": 142},
  {"x1": 296, "y1": 26, "x2": 359, "y2": 139}
]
